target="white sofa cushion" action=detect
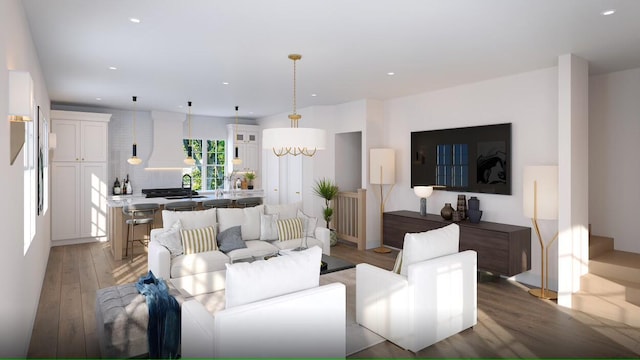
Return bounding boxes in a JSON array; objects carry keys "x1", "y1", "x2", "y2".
[
  {"x1": 155, "y1": 220, "x2": 183, "y2": 257},
  {"x1": 227, "y1": 240, "x2": 279, "y2": 262},
  {"x1": 181, "y1": 226, "x2": 217, "y2": 255},
  {"x1": 259, "y1": 214, "x2": 279, "y2": 241},
  {"x1": 225, "y1": 246, "x2": 321, "y2": 308},
  {"x1": 272, "y1": 237, "x2": 324, "y2": 252},
  {"x1": 217, "y1": 205, "x2": 264, "y2": 240},
  {"x1": 170, "y1": 250, "x2": 230, "y2": 278},
  {"x1": 162, "y1": 208, "x2": 216, "y2": 230},
  {"x1": 400, "y1": 223, "x2": 460, "y2": 276},
  {"x1": 264, "y1": 202, "x2": 302, "y2": 219}
]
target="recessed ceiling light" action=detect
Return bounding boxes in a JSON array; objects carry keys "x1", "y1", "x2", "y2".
[
  {"x1": 222, "y1": 82, "x2": 230, "y2": 85},
  {"x1": 601, "y1": 9, "x2": 616, "y2": 16},
  {"x1": 109, "y1": 66, "x2": 117, "y2": 70},
  {"x1": 387, "y1": 72, "x2": 395, "y2": 76},
  {"x1": 177, "y1": 105, "x2": 184, "y2": 109},
  {"x1": 95, "y1": 97, "x2": 102, "y2": 101},
  {"x1": 129, "y1": 17, "x2": 141, "y2": 23},
  {"x1": 311, "y1": 93, "x2": 317, "y2": 97}
]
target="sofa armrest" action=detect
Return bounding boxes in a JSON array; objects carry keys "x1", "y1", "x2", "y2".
[
  {"x1": 181, "y1": 299, "x2": 216, "y2": 358},
  {"x1": 148, "y1": 229, "x2": 171, "y2": 280},
  {"x1": 356, "y1": 263, "x2": 410, "y2": 344},
  {"x1": 313, "y1": 227, "x2": 331, "y2": 255}
]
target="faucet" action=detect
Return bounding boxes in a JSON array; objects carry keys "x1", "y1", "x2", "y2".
[{"x1": 182, "y1": 174, "x2": 192, "y2": 198}]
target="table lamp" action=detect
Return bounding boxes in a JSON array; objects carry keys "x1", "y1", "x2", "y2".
[
  {"x1": 523, "y1": 165, "x2": 559, "y2": 299},
  {"x1": 413, "y1": 186, "x2": 434, "y2": 216}
]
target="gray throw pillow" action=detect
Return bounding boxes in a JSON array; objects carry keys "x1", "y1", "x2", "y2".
[{"x1": 217, "y1": 225, "x2": 247, "y2": 253}]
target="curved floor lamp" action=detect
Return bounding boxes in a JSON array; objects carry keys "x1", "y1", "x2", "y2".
[
  {"x1": 370, "y1": 148, "x2": 395, "y2": 254},
  {"x1": 523, "y1": 165, "x2": 559, "y2": 300}
]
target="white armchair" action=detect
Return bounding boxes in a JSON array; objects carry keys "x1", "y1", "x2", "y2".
[{"x1": 356, "y1": 223, "x2": 477, "y2": 352}]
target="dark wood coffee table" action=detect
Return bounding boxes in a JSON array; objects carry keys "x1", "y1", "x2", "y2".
[{"x1": 320, "y1": 254, "x2": 355, "y2": 275}]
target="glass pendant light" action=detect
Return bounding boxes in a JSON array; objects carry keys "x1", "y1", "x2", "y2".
[{"x1": 232, "y1": 105, "x2": 242, "y2": 165}]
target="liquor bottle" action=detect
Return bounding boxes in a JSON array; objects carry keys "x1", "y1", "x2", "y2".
[
  {"x1": 125, "y1": 174, "x2": 132, "y2": 194},
  {"x1": 113, "y1": 177, "x2": 121, "y2": 195}
]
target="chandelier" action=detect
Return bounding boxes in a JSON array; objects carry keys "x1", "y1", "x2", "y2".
[{"x1": 262, "y1": 54, "x2": 326, "y2": 157}]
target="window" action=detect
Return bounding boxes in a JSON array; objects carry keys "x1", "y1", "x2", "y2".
[
  {"x1": 183, "y1": 139, "x2": 225, "y2": 191},
  {"x1": 436, "y1": 143, "x2": 468, "y2": 187}
]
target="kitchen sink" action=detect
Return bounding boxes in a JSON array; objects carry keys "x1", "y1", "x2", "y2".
[{"x1": 164, "y1": 195, "x2": 207, "y2": 199}]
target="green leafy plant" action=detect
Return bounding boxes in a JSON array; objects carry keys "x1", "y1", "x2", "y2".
[
  {"x1": 244, "y1": 171, "x2": 256, "y2": 183},
  {"x1": 313, "y1": 178, "x2": 339, "y2": 229}
]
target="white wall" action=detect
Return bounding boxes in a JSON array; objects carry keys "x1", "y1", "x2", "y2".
[
  {"x1": 382, "y1": 67, "x2": 559, "y2": 288},
  {"x1": 335, "y1": 132, "x2": 361, "y2": 192},
  {"x1": 0, "y1": 0, "x2": 52, "y2": 356},
  {"x1": 589, "y1": 67, "x2": 640, "y2": 253}
]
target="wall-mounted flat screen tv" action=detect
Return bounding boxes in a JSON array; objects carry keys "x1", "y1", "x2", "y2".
[{"x1": 411, "y1": 123, "x2": 511, "y2": 195}]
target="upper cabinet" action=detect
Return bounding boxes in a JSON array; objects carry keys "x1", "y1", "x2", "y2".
[
  {"x1": 227, "y1": 124, "x2": 259, "y2": 173},
  {"x1": 51, "y1": 110, "x2": 110, "y2": 162}
]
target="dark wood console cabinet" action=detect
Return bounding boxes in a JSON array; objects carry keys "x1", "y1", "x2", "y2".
[{"x1": 383, "y1": 210, "x2": 531, "y2": 277}]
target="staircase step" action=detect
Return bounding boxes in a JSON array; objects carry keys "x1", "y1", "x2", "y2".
[
  {"x1": 580, "y1": 273, "x2": 640, "y2": 307},
  {"x1": 572, "y1": 291, "x2": 640, "y2": 328},
  {"x1": 589, "y1": 235, "x2": 614, "y2": 259},
  {"x1": 590, "y1": 250, "x2": 640, "y2": 284}
]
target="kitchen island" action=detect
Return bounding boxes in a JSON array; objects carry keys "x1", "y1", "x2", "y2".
[{"x1": 107, "y1": 189, "x2": 264, "y2": 260}]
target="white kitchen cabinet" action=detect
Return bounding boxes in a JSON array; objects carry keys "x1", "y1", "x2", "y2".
[
  {"x1": 51, "y1": 111, "x2": 111, "y2": 242},
  {"x1": 227, "y1": 124, "x2": 259, "y2": 173},
  {"x1": 51, "y1": 117, "x2": 108, "y2": 162}
]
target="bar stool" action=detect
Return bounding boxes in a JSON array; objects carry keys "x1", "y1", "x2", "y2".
[
  {"x1": 202, "y1": 199, "x2": 232, "y2": 209},
  {"x1": 122, "y1": 203, "x2": 160, "y2": 261},
  {"x1": 164, "y1": 200, "x2": 197, "y2": 211},
  {"x1": 235, "y1": 197, "x2": 262, "y2": 208}
]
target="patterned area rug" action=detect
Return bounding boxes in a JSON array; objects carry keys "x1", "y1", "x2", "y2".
[{"x1": 320, "y1": 267, "x2": 386, "y2": 355}]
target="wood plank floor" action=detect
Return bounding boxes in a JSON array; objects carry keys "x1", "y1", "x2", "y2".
[{"x1": 28, "y1": 241, "x2": 640, "y2": 358}]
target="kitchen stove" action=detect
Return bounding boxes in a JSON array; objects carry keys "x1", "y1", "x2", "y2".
[{"x1": 142, "y1": 188, "x2": 199, "y2": 198}]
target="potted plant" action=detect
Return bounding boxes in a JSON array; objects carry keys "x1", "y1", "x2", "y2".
[
  {"x1": 312, "y1": 178, "x2": 339, "y2": 246},
  {"x1": 244, "y1": 171, "x2": 256, "y2": 189}
]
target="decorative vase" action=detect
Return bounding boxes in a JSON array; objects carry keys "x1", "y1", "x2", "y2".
[
  {"x1": 468, "y1": 209, "x2": 483, "y2": 223},
  {"x1": 440, "y1": 203, "x2": 454, "y2": 220},
  {"x1": 457, "y1": 194, "x2": 467, "y2": 219},
  {"x1": 452, "y1": 210, "x2": 461, "y2": 222},
  {"x1": 468, "y1": 196, "x2": 480, "y2": 211},
  {"x1": 329, "y1": 229, "x2": 338, "y2": 246}
]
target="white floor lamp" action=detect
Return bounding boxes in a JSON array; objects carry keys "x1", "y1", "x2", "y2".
[
  {"x1": 523, "y1": 165, "x2": 559, "y2": 300},
  {"x1": 370, "y1": 148, "x2": 395, "y2": 254}
]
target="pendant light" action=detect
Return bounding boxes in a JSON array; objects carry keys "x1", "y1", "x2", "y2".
[
  {"x1": 127, "y1": 96, "x2": 142, "y2": 165},
  {"x1": 232, "y1": 105, "x2": 242, "y2": 165},
  {"x1": 184, "y1": 101, "x2": 196, "y2": 166},
  {"x1": 262, "y1": 54, "x2": 326, "y2": 157}
]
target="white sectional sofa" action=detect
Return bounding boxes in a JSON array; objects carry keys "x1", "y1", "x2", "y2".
[{"x1": 148, "y1": 202, "x2": 330, "y2": 280}]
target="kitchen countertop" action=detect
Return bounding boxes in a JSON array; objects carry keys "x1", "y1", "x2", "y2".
[{"x1": 107, "y1": 189, "x2": 264, "y2": 207}]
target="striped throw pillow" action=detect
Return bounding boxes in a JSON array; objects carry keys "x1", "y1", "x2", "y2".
[
  {"x1": 277, "y1": 218, "x2": 304, "y2": 241},
  {"x1": 181, "y1": 226, "x2": 217, "y2": 255}
]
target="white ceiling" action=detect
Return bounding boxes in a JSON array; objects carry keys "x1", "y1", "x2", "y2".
[{"x1": 21, "y1": 0, "x2": 640, "y2": 119}]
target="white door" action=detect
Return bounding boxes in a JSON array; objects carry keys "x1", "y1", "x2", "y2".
[
  {"x1": 263, "y1": 150, "x2": 280, "y2": 205},
  {"x1": 286, "y1": 156, "x2": 303, "y2": 204}
]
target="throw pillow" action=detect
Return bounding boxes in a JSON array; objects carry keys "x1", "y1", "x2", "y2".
[
  {"x1": 259, "y1": 213, "x2": 279, "y2": 241},
  {"x1": 181, "y1": 226, "x2": 217, "y2": 255},
  {"x1": 296, "y1": 209, "x2": 318, "y2": 238},
  {"x1": 217, "y1": 225, "x2": 247, "y2": 253},
  {"x1": 277, "y1": 217, "x2": 304, "y2": 241},
  {"x1": 392, "y1": 250, "x2": 403, "y2": 274},
  {"x1": 155, "y1": 220, "x2": 184, "y2": 257},
  {"x1": 225, "y1": 246, "x2": 322, "y2": 308},
  {"x1": 400, "y1": 223, "x2": 459, "y2": 276}
]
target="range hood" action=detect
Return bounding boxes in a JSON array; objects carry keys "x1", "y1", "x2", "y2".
[{"x1": 145, "y1": 111, "x2": 187, "y2": 169}]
